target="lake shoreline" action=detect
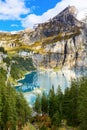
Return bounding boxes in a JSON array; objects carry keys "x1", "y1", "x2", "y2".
[{"x1": 15, "y1": 68, "x2": 87, "y2": 106}]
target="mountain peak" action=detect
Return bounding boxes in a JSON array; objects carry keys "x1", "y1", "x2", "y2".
[
  {"x1": 31, "y1": 6, "x2": 83, "y2": 42},
  {"x1": 54, "y1": 5, "x2": 77, "y2": 18}
]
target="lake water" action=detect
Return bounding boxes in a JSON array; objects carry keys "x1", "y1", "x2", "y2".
[{"x1": 15, "y1": 68, "x2": 87, "y2": 106}]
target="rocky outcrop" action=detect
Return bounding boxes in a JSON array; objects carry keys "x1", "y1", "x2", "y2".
[
  {"x1": 30, "y1": 6, "x2": 87, "y2": 69},
  {"x1": 18, "y1": 6, "x2": 83, "y2": 45},
  {"x1": 0, "y1": 6, "x2": 87, "y2": 70},
  {"x1": 32, "y1": 30, "x2": 86, "y2": 69}
]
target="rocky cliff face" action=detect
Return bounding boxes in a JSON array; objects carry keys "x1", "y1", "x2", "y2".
[
  {"x1": 32, "y1": 30, "x2": 86, "y2": 69},
  {"x1": 0, "y1": 6, "x2": 87, "y2": 70},
  {"x1": 29, "y1": 6, "x2": 86, "y2": 69},
  {"x1": 24, "y1": 6, "x2": 83, "y2": 44}
]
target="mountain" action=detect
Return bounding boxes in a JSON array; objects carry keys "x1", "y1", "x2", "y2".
[
  {"x1": 25, "y1": 6, "x2": 83, "y2": 43},
  {"x1": 0, "y1": 5, "x2": 87, "y2": 70}
]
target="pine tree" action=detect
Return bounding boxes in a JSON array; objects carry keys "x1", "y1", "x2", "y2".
[
  {"x1": 16, "y1": 92, "x2": 31, "y2": 128},
  {"x1": 34, "y1": 94, "x2": 41, "y2": 114},
  {"x1": 0, "y1": 88, "x2": 2, "y2": 127},
  {"x1": 78, "y1": 77, "x2": 87, "y2": 130},
  {"x1": 41, "y1": 92, "x2": 48, "y2": 114},
  {"x1": 56, "y1": 86, "x2": 63, "y2": 121},
  {"x1": 63, "y1": 80, "x2": 79, "y2": 126},
  {"x1": 48, "y1": 85, "x2": 57, "y2": 118},
  {"x1": 0, "y1": 84, "x2": 31, "y2": 130}
]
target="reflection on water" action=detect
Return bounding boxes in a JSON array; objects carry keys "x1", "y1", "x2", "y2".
[{"x1": 15, "y1": 68, "x2": 87, "y2": 105}]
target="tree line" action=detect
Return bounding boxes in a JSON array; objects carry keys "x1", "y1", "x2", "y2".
[
  {"x1": 34, "y1": 77, "x2": 87, "y2": 130},
  {"x1": 1, "y1": 63, "x2": 87, "y2": 130},
  {"x1": 0, "y1": 84, "x2": 31, "y2": 130}
]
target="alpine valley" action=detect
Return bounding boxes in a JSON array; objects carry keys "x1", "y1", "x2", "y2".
[
  {"x1": 0, "y1": 5, "x2": 87, "y2": 87},
  {"x1": 1, "y1": 5, "x2": 87, "y2": 130}
]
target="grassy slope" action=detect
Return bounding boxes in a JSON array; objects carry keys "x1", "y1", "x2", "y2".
[{"x1": 2, "y1": 27, "x2": 81, "y2": 56}]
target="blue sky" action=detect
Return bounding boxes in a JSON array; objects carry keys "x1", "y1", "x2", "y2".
[
  {"x1": 27, "y1": 0, "x2": 61, "y2": 15},
  {"x1": 0, "y1": 0, "x2": 86, "y2": 32}
]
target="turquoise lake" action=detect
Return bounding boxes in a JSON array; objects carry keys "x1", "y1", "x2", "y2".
[{"x1": 16, "y1": 68, "x2": 87, "y2": 106}]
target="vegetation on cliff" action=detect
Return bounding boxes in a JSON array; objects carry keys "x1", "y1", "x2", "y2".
[
  {"x1": 0, "y1": 46, "x2": 36, "y2": 85},
  {"x1": 10, "y1": 56, "x2": 36, "y2": 80}
]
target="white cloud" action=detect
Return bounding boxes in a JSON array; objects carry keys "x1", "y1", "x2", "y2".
[
  {"x1": 77, "y1": 9, "x2": 87, "y2": 20},
  {"x1": 11, "y1": 24, "x2": 19, "y2": 27},
  {"x1": 0, "y1": 0, "x2": 30, "y2": 20},
  {"x1": 22, "y1": 0, "x2": 87, "y2": 28}
]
